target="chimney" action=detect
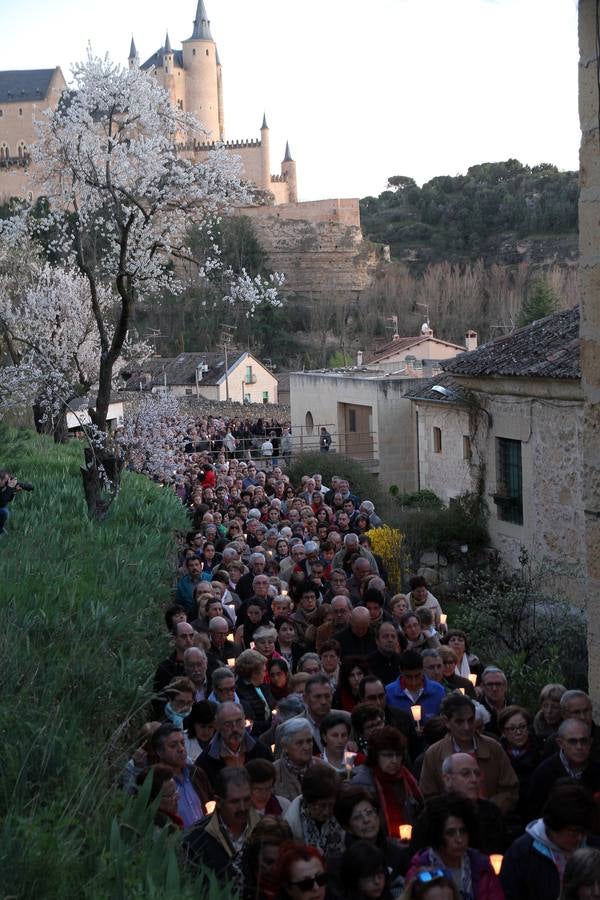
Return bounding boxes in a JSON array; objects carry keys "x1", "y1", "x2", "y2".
[
  {"x1": 465, "y1": 330, "x2": 478, "y2": 352},
  {"x1": 357, "y1": 350, "x2": 364, "y2": 366}
]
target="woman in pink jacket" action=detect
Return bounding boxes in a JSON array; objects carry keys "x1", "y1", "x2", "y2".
[{"x1": 406, "y1": 794, "x2": 504, "y2": 900}]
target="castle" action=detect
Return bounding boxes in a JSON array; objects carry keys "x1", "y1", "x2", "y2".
[{"x1": 0, "y1": 0, "x2": 297, "y2": 206}]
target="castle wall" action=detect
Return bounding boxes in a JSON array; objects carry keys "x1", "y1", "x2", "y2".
[{"x1": 0, "y1": 68, "x2": 66, "y2": 157}]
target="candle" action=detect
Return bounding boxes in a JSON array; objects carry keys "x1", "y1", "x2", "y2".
[
  {"x1": 281, "y1": 588, "x2": 288, "y2": 596},
  {"x1": 490, "y1": 855, "x2": 503, "y2": 875},
  {"x1": 399, "y1": 824, "x2": 413, "y2": 842},
  {"x1": 226, "y1": 657, "x2": 236, "y2": 667},
  {"x1": 271, "y1": 744, "x2": 276, "y2": 753},
  {"x1": 468, "y1": 674, "x2": 478, "y2": 686},
  {"x1": 440, "y1": 613, "x2": 447, "y2": 626},
  {"x1": 410, "y1": 705, "x2": 422, "y2": 723},
  {"x1": 344, "y1": 750, "x2": 357, "y2": 776},
  {"x1": 250, "y1": 641, "x2": 255, "y2": 650},
  {"x1": 272, "y1": 708, "x2": 279, "y2": 717},
  {"x1": 205, "y1": 800, "x2": 216, "y2": 815},
  {"x1": 458, "y1": 688, "x2": 465, "y2": 695},
  {"x1": 245, "y1": 718, "x2": 253, "y2": 729}
]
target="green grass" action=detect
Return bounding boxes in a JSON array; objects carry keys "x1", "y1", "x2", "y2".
[{"x1": 0, "y1": 427, "x2": 205, "y2": 898}]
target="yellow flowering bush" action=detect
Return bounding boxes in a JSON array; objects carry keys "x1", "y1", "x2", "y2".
[{"x1": 368, "y1": 525, "x2": 404, "y2": 591}]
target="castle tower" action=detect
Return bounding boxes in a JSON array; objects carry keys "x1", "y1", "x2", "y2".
[
  {"x1": 162, "y1": 32, "x2": 177, "y2": 108},
  {"x1": 260, "y1": 113, "x2": 270, "y2": 192},
  {"x1": 128, "y1": 36, "x2": 139, "y2": 69},
  {"x1": 281, "y1": 141, "x2": 298, "y2": 203},
  {"x1": 216, "y1": 48, "x2": 225, "y2": 139},
  {"x1": 181, "y1": 0, "x2": 223, "y2": 141}
]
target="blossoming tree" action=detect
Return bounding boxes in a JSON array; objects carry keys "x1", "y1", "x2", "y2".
[{"x1": 3, "y1": 53, "x2": 280, "y2": 518}]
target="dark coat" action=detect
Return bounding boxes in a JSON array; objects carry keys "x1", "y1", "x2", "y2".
[
  {"x1": 336, "y1": 626, "x2": 377, "y2": 658},
  {"x1": 195, "y1": 735, "x2": 273, "y2": 788},
  {"x1": 500, "y1": 832, "x2": 600, "y2": 900},
  {"x1": 367, "y1": 649, "x2": 402, "y2": 686},
  {"x1": 152, "y1": 653, "x2": 185, "y2": 717},
  {"x1": 183, "y1": 809, "x2": 261, "y2": 884},
  {"x1": 527, "y1": 752, "x2": 600, "y2": 819},
  {"x1": 236, "y1": 679, "x2": 274, "y2": 737}
]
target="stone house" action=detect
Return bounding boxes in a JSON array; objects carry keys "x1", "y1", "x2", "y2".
[
  {"x1": 127, "y1": 350, "x2": 278, "y2": 404},
  {"x1": 407, "y1": 307, "x2": 584, "y2": 587},
  {"x1": 290, "y1": 368, "x2": 422, "y2": 491}
]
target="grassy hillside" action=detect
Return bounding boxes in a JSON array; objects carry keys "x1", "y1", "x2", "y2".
[{"x1": 0, "y1": 428, "x2": 209, "y2": 897}]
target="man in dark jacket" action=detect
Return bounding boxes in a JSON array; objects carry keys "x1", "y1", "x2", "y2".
[
  {"x1": 528, "y1": 718, "x2": 600, "y2": 819},
  {"x1": 367, "y1": 621, "x2": 402, "y2": 686},
  {"x1": 152, "y1": 621, "x2": 195, "y2": 716},
  {"x1": 336, "y1": 607, "x2": 377, "y2": 657},
  {"x1": 195, "y1": 702, "x2": 272, "y2": 783},
  {"x1": 500, "y1": 783, "x2": 599, "y2": 900},
  {"x1": 183, "y1": 768, "x2": 261, "y2": 889}
]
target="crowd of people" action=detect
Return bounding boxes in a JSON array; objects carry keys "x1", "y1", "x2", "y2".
[{"x1": 123, "y1": 413, "x2": 600, "y2": 900}]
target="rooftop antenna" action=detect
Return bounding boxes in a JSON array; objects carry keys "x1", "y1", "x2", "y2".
[
  {"x1": 385, "y1": 315, "x2": 399, "y2": 339},
  {"x1": 416, "y1": 302, "x2": 431, "y2": 333},
  {"x1": 219, "y1": 323, "x2": 236, "y2": 401}
]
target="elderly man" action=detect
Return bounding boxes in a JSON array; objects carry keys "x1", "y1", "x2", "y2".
[
  {"x1": 301, "y1": 672, "x2": 345, "y2": 753},
  {"x1": 153, "y1": 621, "x2": 195, "y2": 714},
  {"x1": 195, "y1": 701, "x2": 272, "y2": 782},
  {"x1": 528, "y1": 718, "x2": 600, "y2": 819},
  {"x1": 279, "y1": 541, "x2": 307, "y2": 583},
  {"x1": 347, "y1": 556, "x2": 374, "y2": 606},
  {"x1": 330, "y1": 594, "x2": 352, "y2": 631},
  {"x1": 543, "y1": 690, "x2": 600, "y2": 763},
  {"x1": 479, "y1": 666, "x2": 510, "y2": 735},
  {"x1": 236, "y1": 552, "x2": 266, "y2": 601},
  {"x1": 336, "y1": 606, "x2": 377, "y2": 657},
  {"x1": 183, "y1": 768, "x2": 260, "y2": 886},
  {"x1": 206, "y1": 616, "x2": 241, "y2": 675},
  {"x1": 152, "y1": 723, "x2": 211, "y2": 828},
  {"x1": 359, "y1": 499, "x2": 382, "y2": 527},
  {"x1": 419, "y1": 693, "x2": 519, "y2": 815},
  {"x1": 333, "y1": 532, "x2": 378, "y2": 576},
  {"x1": 184, "y1": 647, "x2": 209, "y2": 702},
  {"x1": 411, "y1": 752, "x2": 506, "y2": 854}
]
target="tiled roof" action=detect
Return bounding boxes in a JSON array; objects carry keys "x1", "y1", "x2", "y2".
[
  {"x1": 127, "y1": 351, "x2": 267, "y2": 388},
  {"x1": 141, "y1": 49, "x2": 184, "y2": 71},
  {"x1": 443, "y1": 306, "x2": 580, "y2": 379},
  {"x1": 404, "y1": 374, "x2": 470, "y2": 403},
  {"x1": 367, "y1": 334, "x2": 464, "y2": 364},
  {"x1": 0, "y1": 69, "x2": 57, "y2": 103}
]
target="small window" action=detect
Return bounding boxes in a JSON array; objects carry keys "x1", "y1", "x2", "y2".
[
  {"x1": 244, "y1": 393, "x2": 251, "y2": 403},
  {"x1": 262, "y1": 391, "x2": 269, "y2": 403},
  {"x1": 193, "y1": 48, "x2": 196, "y2": 56},
  {"x1": 305, "y1": 411, "x2": 314, "y2": 434},
  {"x1": 18, "y1": 107, "x2": 23, "y2": 116},
  {"x1": 0, "y1": 110, "x2": 3, "y2": 118},
  {"x1": 185, "y1": 388, "x2": 193, "y2": 395},
  {"x1": 495, "y1": 438, "x2": 523, "y2": 525},
  {"x1": 463, "y1": 435, "x2": 471, "y2": 460},
  {"x1": 433, "y1": 427, "x2": 442, "y2": 453},
  {"x1": 348, "y1": 409, "x2": 357, "y2": 433},
  {"x1": 206, "y1": 49, "x2": 209, "y2": 56}
]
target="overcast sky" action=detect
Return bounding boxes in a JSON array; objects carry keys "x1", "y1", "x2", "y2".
[{"x1": 1, "y1": 0, "x2": 580, "y2": 201}]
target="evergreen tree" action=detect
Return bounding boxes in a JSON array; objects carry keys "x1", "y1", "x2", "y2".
[{"x1": 518, "y1": 278, "x2": 559, "y2": 326}]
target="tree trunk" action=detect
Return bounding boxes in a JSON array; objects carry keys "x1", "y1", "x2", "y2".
[
  {"x1": 80, "y1": 447, "x2": 124, "y2": 522},
  {"x1": 32, "y1": 402, "x2": 69, "y2": 443}
]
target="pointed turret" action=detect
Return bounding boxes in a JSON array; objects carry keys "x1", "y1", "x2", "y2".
[
  {"x1": 128, "y1": 36, "x2": 139, "y2": 69},
  {"x1": 261, "y1": 113, "x2": 268, "y2": 130},
  {"x1": 190, "y1": 0, "x2": 213, "y2": 40},
  {"x1": 164, "y1": 31, "x2": 172, "y2": 53},
  {"x1": 281, "y1": 141, "x2": 297, "y2": 202},
  {"x1": 283, "y1": 141, "x2": 293, "y2": 163}
]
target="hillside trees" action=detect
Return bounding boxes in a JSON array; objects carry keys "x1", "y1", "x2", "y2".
[{"x1": 0, "y1": 54, "x2": 281, "y2": 519}]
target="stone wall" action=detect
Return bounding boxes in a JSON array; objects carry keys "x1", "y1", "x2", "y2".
[
  {"x1": 578, "y1": 2, "x2": 600, "y2": 703},
  {"x1": 240, "y1": 201, "x2": 383, "y2": 302}
]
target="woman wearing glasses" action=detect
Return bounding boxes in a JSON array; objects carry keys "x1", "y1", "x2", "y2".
[
  {"x1": 406, "y1": 794, "x2": 504, "y2": 900},
  {"x1": 274, "y1": 842, "x2": 329, "y2": 900},
  {"x1": 498, "y1": 705, "x2": 542, "y2": 828}
]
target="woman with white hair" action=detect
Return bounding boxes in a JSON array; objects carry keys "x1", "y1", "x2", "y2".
[{"x1": 273, "y1": 717, "x2": 316, "y2": 801}]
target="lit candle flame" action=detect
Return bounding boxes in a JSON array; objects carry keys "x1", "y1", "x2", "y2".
[
  {"x1": 226, "y1": 657, "x2": 236, "y2": 667},
  {"x1": 468, "y1": 674, "x2": 477, "y2": 686},
  {"x1": 245, "y1": 718, "x2": 253, "y2": 729},
  {"x1": 410, "y1": 705, "x2": 422, "y2": 722},
  {"x1": 271, "y1": 744, "x2": 276, "y2": 753},
  {"x1": 399, "y1": 824, "x2": 413, "y2": 841},
  {"x1": 205, "y1": 800, "x2": 216, "y2": 815},
  {"x1": 490, "y1": 855, "x2": 503, "y2": 875},
  {"x1": 440, "y1": 613, "x2": 447, "y2": 626}
]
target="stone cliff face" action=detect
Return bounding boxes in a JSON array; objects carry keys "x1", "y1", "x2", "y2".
[{"x1": 239, "y1": 201, "x2": 385, "y2": 303}]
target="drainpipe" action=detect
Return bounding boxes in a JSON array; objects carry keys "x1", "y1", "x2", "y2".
[{"x1": 415, "y1": 408, "x2": 421, "y2": 491}]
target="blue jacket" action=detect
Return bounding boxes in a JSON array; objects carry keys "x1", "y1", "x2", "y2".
[{"x1": 385, "y1": 676, "x2": 445, "y2": 720}]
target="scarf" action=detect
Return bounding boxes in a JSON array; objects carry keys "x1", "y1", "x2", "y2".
[
  {"x1": 372, "y1": 765, "x2": 423, "y2": 838},
  {"x1": 282, "y1": 751, "x2": 312, "y2": 781},
  {"x1": 299, "y1": 800, "x2": 346, "y2": 855},
  {"x1": 164, "y1": 702, "x2": 192, "y2": 730},
  {"x1": 456, "y1": 654, "x2": 471, "y2": 678}
]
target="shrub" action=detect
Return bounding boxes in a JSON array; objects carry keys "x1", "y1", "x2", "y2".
[
  {"x1": 368, "y1": 525, "x2": 404, "y2": 592},
  {"x1": 452, "y1": 561, "x2": 587, "y2": 708},
  {"x1": 392, "y1": 491, "x2": 489, "y2": 566}
]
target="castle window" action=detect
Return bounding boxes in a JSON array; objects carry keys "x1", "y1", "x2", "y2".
[
  {"x1": 193, "y1": 49, "x2": 196, "y2": 56},
  {"x1": 206, "y1": 49, "x2": 209, "y2": 56},
  {"x1": 165, "y1": 66, "x2": 168, "y2": 73},
  {"x1": 18, "y1": 108, "x2": 23, "y2": 116},
  {"x1": 0, "y1": 110, "x2": 3, "y2": 118}
]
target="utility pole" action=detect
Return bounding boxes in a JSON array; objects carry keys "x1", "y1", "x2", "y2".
[{"x1": 220, "y1": 323, "x2": 236, "y2": 401}]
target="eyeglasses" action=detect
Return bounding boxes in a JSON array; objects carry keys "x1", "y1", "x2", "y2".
[
  {"x1": 416, "y1": 869, "x2": 448, "y2": 883},
  {"x1": 504, "y1": 723, "x2": 528, "y2": 733},
  {"x1": 289, "y1": 872, "x2": 328, "y2": 891},
  {"x1": 563, "y1": 737, "x2": 592, "y2": 746}
]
